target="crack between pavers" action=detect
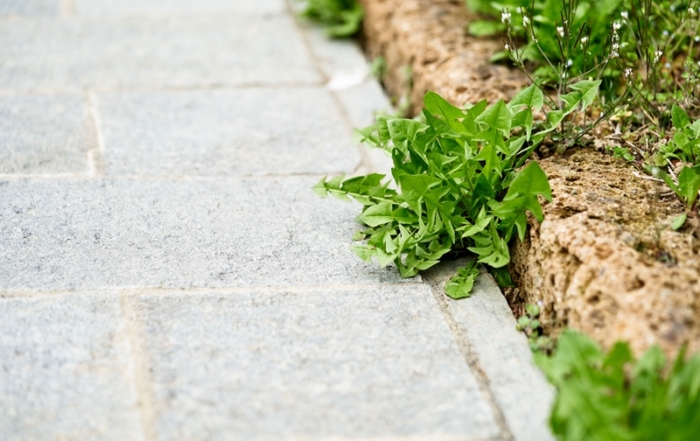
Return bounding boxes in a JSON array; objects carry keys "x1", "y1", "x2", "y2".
[
  {"x1": 119, "y1": 294, "x2": 160, "y2": 441},
  {"x1": 0, "y1": 171, "x2": 357, "y2": 181},
  {"x1": 422, "y1": 272, "x2": 516, "y2": 441},
  {"x1": 0, "y1": 82, "x2": 326, "y2": 96},
  {"x1": 0, "y1": 282, "x2": 427, "y2": 299}
]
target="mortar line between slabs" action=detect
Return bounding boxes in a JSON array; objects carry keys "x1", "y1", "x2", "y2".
[
  {"x1": 87, "y1": 90, "x2": 107, "y2": 177},
  {"x1": 0, "y1": 282, "x2": 428, "y2": 299},
  {"x1": 0, "y1": 172, "x2": 345, "y2": 181},
  {"x1": 119, "y1": 294, "x2": 159, "y2": 441},
  {"x1": 281, "y1": 0, "x2": 378, "y2": 176},
  {"x1": 0, "y1": 82, "x2": 326, "y2": 96},
  {"x1": 59, "y1": 0, "x2": 76, "y2": 17},
  {"x1": 423, "y1": 273, "x2": 516, "y2": 441}
]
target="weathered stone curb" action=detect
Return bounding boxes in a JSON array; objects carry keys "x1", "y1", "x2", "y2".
[{"x1": 424, "y1": 259, "x2": 555, "y2": 441}]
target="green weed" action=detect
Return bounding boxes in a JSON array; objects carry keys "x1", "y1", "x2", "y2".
[
  {"x1": 516, "y1": 303, "x2": 555, "y2": 352},
  {"x1": 536, "y1": 330, "x2": 700, "y2": 441},
  {"x1": 300, "y1": 0, "x2": 363, "y2": 37},
  {"x1": 314, "y1": 81, "x2": 601, "y2": 297}
]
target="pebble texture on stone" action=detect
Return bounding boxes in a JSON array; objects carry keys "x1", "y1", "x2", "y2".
[{"x1": 0, "y1": 0, "x2": 554, "y2": 439}]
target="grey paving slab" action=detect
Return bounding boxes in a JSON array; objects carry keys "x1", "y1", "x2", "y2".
[
  {"x1": 0, "y1": 15, "x2": 320, "y2": 92},
  {"x1": 75, "y1": 0, "x2": 286, "y2": 17},
  {"x1": 335, "y1": 79, "x2": 394, "y2": 129},
  {"x1": 302, "y1": 24, "x2": 370, "y2": 81},
  {"x1": 128, "y1": 286, "x2": 501, "y2": 441},
  {"x1": 97, "y1": 88, "x2": 360, "y2": 177},
  {"x1": 0, "y1": 0, "x2": 58, "y2": 16},
  {"x1": 297, "y1": 21, "x2": 395, "y2": 176},
  {"x1": 0, "y1": 293, "x2": 144, "y2": 441},
  {"x1": 336, "y1": 80, "x2": 395, "y2": 177},
  {"x1": 0, "y1": 94, "x2": 93, "y2": 174},
  {"x1": 0, "y1": 177, "x2": 410, "y2": 291},
  {"x1": 426, "y1": 259, "x2": 555, "y2": 441}
]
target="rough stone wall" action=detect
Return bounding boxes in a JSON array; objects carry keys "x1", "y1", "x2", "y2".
[
  {"x1": 359, "y1": 0, "x2": 527, "y2": 114},
  {"x1": 508, "y1": 150, "x2": 700, "y2": 356}
]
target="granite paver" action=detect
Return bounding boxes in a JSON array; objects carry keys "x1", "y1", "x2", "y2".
[
  {"x1": 127, "y1": 286, "x2": 500, "y2": 441},
  {"x1": 0, "y1": 93, "x2": 93, "y2": 174},
  {"x1": 97, "y1": 88, "x2": 360, "y2": 177},
  {"x1": 0, "y1": 0, "x2": 58, "y2": 16},
  {"x1": 0, "y1": 293, "x2": 144, "y2": 441},
  {"x1": 0, "y1": 15, "x2": 320, "y2": 92},
  {"x1": 0, "y1": 177, "x2": 405, "y2": 291},
  {"x1": 74, "y1": 0, "x2": 286, "y2": 17}
]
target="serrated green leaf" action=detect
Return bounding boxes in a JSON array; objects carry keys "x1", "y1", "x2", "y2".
[
  {"x1": 476, "y1": 100, "x2": 511, "y2": 136},
  {"x1": 508, "y1": 84, "x2": 545, "y2": 112},
  {"x1": 359, "y1": 202, "x2": 396, "y2": 227},
  {"x1": 350, "y1": 244, "x2": 374, "y2": 262},
  {"x1": 444, "y1": 262, "x2": 480, "y2": 299},
  {"x1": 460, "y1": 208, "x2": 492, "y2": 238},
  {"x1": 504, "y1": 161, "x2": 552, "y2": 202},
  {"x1": 424, "y1": 91, "x2": 469, "y2": 134},
  {"x1": 568, "y1": 80, "x2": 601, "y2": 113},
  {"x1": 376, "y1": 116, "x2": 393, "y2": 145},
  {"x1": 312, "y1": 176, "x2": 330, "y2": 198},
  {"x1": 547, "y1": 110, "x2": 565, "y2": 128},
  {"x1": 387, "y1": 118, "x2": 423, "y2": 148}
]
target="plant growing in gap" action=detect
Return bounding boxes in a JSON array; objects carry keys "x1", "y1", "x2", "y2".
[
  {"x1": 314, "y1": 81, "x2": 601, "y2": 297},
  {"x1": 516, "y1": 303, "x2": 554, "y2": 352}
]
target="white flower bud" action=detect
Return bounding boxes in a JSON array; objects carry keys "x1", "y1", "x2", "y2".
[{"x1": 501, "y1": 10, "x2": 511, "y2": 23}]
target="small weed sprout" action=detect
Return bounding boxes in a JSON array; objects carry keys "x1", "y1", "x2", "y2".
[{"x1": 516, "y1": 303, "x2": 554, "y2": 353}]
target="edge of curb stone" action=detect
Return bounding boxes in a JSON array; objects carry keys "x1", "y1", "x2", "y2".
[{"x1": 424, "y1": 259, "x2": 555, "y2": 441}]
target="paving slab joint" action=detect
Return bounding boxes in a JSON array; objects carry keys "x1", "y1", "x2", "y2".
[
  {"x1": 119, "y1": 295, "x2": 159, "y2": 441},
  {"x1": 87, "y1": 91, "x2": 106, "y2": 177},
  {"x1": 422, "y1": 259, "x2": 515, "y2": 441},
  {"x1": 60, "y1": 0, "x2": 76, "y2": 17}
]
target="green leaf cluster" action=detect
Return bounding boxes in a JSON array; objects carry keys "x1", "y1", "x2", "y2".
[
  {"x1": 537, "y1": 330, "x2": 700, "y2": 441},
  {"x1": 516, "y1": 303, "x2": 554, "y2": 352},
  {"x1": 313, "y1": 84, "x2": 606, "y2": 296},
  {"x1": 659, "y1": 166, "x2": 700, "y2": 211},
  {"x1": 300, "y1": 0, "x2": 363, "y2": 38},
  {"x1": 659, "y1": 105, "x2": 700, "y2": 165}
]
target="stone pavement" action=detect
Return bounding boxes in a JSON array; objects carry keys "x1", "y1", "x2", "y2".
[{"x1": 0, "y1": 1, "x2": 554, "y2": 440}]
